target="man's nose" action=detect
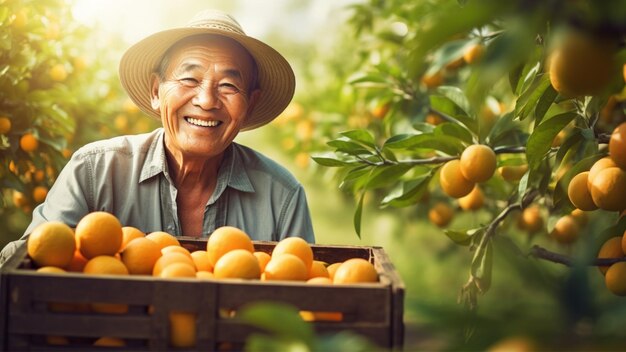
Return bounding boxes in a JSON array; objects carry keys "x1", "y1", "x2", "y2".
[{"x1": 192, "y1": 83, "x2": 222, "y2": 110}]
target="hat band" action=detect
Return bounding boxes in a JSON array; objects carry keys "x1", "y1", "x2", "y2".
[{"x1": 187, "y1": 21, "x2": 245, "y2": 35}]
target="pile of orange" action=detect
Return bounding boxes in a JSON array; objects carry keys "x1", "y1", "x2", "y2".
[
  {"x1": 25, "y1": 212, "x2": 381, "y2": 347},
  {"x1": 567, "y1": 122, "x2": 626, "y2": 213},
  {"x1": 596, "y1": 230, "x2": 626, "y2": 297}
]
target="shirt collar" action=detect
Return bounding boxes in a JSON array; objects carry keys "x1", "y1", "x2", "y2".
[{"x1": 139, "y1": 129, "x2": 255, "y2": 194}]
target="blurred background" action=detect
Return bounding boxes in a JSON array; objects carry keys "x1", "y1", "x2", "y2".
[{"x1": 1, "y1": 0, "x2": 626, "y2": 350}]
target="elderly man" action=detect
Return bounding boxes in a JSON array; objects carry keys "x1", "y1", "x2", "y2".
[{"x1": 0, "y1": 10, "x2": 314, "y2": 263}]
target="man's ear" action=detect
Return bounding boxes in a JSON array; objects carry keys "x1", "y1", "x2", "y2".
[{"x1": 150, "y1": 73, "x2": 161, "y2": 111}]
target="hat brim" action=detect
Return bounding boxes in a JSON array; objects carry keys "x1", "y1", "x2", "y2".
[{"x1": 119, "y1": 27, "x2": 295, "y2": 131}]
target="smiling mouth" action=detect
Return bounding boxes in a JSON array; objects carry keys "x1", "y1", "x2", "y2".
[{"x1": 185, "y1": 117, "x2": 222, "y2": 127}]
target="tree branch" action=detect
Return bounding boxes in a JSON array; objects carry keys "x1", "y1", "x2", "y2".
[{"x1": 528, "y1": 244, "x2": 626, "y2": 267}]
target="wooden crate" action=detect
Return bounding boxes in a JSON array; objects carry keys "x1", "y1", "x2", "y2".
[{"x1": 0, "y1": 238, "x2": 404, "y2": 351}]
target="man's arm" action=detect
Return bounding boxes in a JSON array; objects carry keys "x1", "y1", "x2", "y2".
[{"x1": 277, "y1": 185, "x2": 315, "y2": 243}]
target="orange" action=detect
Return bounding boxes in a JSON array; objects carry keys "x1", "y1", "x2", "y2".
[
  {"x1": 84, "y1": 255, "x2": 129, "y2": 275},
  {"x1": 75, "y1": 211, "x2": 123, "y2": 259},
  {"x1": 458, "y1": 185, "x2": 484, "y2": 211},
  {"x1": 588, "y1": 157, "x2": 618, "y2": 189},
  {"x1": 464, "y1": 43, "x2": 485, "y2": 64},
  {"x1": 421, "y1": 70, "x2": 444, "y2": 89},
  {"x1": 36, "y1": 266, "x2": 66, "y2": 274},
  {"x1": 428, "y1": 202, "x2": 454, "y2": 228},
  {"x1": 570, "y1": 209, "x2": 589, "y2": 228},
  {"x1": 264, "y1": 253, "x2": 308, "y2": 281},
  {"x1": 93, "y1": 337, "x2": 125, "y2": 347},
  {"x1": 272, "y1": 237, "x2": 314, "y2": 270},
  {"x1": 597, "y1": 237, "x2": 624, "y2": 275},
  {"x1": 121, "y1": 237, "x2": 162, "y2": 275},
  {"x1": 460, "y1": 145, "x2": 497, "y2": 183},
  {"x1": 425, "y1": 112, "x2": 443, "y2": 125},
  {"x1": 213, "y1": 249, "x2": 260, "y2": 280},
  {"x1": 152, "y1": 252, "x2": 195, "y2": 277},
  {"x1": 190, "y1": 250, "x2": 213, "y2": 272},
  {"x1": 159, "y1": 262, "x2": 197, "y2": 278},
  {"x1": 333, "y1": 258, "x2": 378, "y2": 284},
  {"x1": 439, "y1": 160, "x2": 475, "y2": 198},
  {"x1": 308, "y1": 260, "x2": 330, "y2": 279},
  {"x1": 169, "y1": 312, "x2": 196, "y2": 348},
  {"x1": 145, "y1": 231, "x2": 180, "y2": 249},
  {"x1": 567, "y1": 171, "x2": 597, "y2": 211},
  {"x1": 12, "y1": 190, "x2": 28, "y2": 208},
  {"x1": 371, "y1": 103, "x2": 390, "y2": 119},
  {"x1": 121, "y1": 226, "x2": 145, "y2": 249},
  {"x1": 605, "y1": 262, "x2": 626, "y2": 296},
  {"x1": 206, "y1": 226, "x2": 254, "y2": 267},
  {"x1": 307, "y1": 277, "x2": 333, "y2": 284},
  {"x1": 83, "y1": 255, "x2": 129, "y2": 314},
  {"x1": 196, "y1": 271, "x2": 214, "y2": 279},
  {"x1": 327, "y1": 262, "x2": 342, "y2": 280},
  {"x1": 0, "y1": 116, "x2": 11, "y2": 134},
  {"x1": 32, "y1": 186, "x2": 48, "y2": 204},
  {"x1": 589, "y1": 167, "x2": 626, "y2": 211},
  {"x1": 550, "y1": 215, "x2": 580, "y2": 244},
  {"x1": 27, "y1": 221, "x2": 76, "y2": 268},
  {"x1": 609, "y1": 122, "x2": 626, "y2": 170},
  {"x1": 19, "y1": 133, "x2": 39, "y2": 152},
  {"x1": 487, "y1": 336, "x2": 538, "y2": 352},
  {"x1": 49, "y1": 64, "x2": 68, "y2": 82},
  {"x1": 517, "y1": 206, "x2": 544, "y2": 233},
  {"x1": 253, "y1": 251, "x2": 271, "y2": 272},
  {"x1": 66, "y1": 250, "x2": 88, "y2": 272},
  {"x1": 162, "y1": 245, "x2": 191, "y2": 258},
  {"x1": 548, "y1": 30, "x2": 616, "y2": 97}
]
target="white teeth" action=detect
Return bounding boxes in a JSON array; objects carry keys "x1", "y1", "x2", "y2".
[{"x1": 186, "y1": 117, "x2": 219, "y2": 127}]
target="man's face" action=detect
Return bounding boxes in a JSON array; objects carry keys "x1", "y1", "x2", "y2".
[{"x1": 151, "y1": 35, "x2": 259, "y2": 159}]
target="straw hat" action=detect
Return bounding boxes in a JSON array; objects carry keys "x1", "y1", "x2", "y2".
[{"x1": 119, "y1": 9, "x2": 295, "y2": 131}]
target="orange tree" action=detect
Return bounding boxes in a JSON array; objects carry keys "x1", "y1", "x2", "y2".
[
  {"x1": 275, "y1": 0, "x2": 626, "y2": 321},
  {"x1": 0, "y1": 0, "x2": 158, "y2": 244}
]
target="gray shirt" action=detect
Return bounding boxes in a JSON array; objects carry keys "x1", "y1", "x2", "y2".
[{"x1": 1, "y1": 128, "x2": 314, "y2": 263}]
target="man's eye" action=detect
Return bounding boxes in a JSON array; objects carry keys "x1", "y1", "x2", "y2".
[
  {"x1": 219, "y1": 83, "x2": 240, "y2": 94},
  {"x1": 180, "y1": 78, "x2": 199, "y2": 86}
]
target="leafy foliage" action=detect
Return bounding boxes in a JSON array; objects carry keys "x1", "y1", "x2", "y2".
[{"x1": 0, "y1": 0, "x2": 159, "y2": 244}]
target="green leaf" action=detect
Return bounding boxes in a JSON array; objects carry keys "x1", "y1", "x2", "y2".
[
  {"x1": 327, "y1": 138, "x2": 372, "y2": 156},
  {"x1": 340, "y1": 129, "x2": 376, "y2": 148},
  {"x1": 514, "y1": 74, "x2": 552, "y2": 121},
  {"x1": 434, "y1": 122, "x2": 473, "y2": 145},
  {"x1": 312, "y1": 156, "x2": 353, "y2": 167},
  {"x1": 238, "y1": 301, "x2": 314, "y2": 346},
  {"x1": 486, "y1": 112, "x2": 528, "y2": 148},
  {"x1": 526, "y1": 111, "x2": 578, "y2": 170},
  {"x1": 366, "y1": 164, "x2": 413, "y2": 190},
  {"x1": 471, "y1": 237, "x2": 493, "y2": 294},
  {"x1": 354, "y1": 191, "x2": 365, "y2": 238},
  {"x1": 533, "y1": 84, "x2": 557, "y2": 125},
  {"x1": 429, "y1": 95, "x2": 477, "y2": 134},
  {"x1": 444, "y1": 228, "x2": 483, "y2": 246},
  {"x1": 381, "y1": 172, "x2": 433, "y2": 208},
  {"x1": 435, "y1": 86, "x2": 471, "y2": 116},
  {"x1": 384, "y1": 133, "x2": 464, "y2": 155},
  {"x1": 347, "y1": 71, "x2": 388, "y2": 85}
]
